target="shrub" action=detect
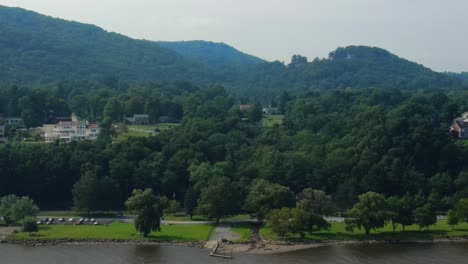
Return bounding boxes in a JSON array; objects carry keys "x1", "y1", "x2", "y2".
[{"x1": 22, "y1": 217, "x2": 38, "y2": 233}]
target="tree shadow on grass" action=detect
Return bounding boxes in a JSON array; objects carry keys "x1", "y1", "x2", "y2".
[{"x1": 284, "y1": 230, "x2": 452, "y2": 242}]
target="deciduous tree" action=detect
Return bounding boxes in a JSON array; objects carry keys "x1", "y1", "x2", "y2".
[{"x1": 125, "y1": 189, "x2": 162, "y2": 237}]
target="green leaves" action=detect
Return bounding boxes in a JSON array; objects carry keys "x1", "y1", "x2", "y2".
[
  {"x1": 244, "y1": 179, "x2": 295, "y2": 221},
  {"x1": 0, "y1": 195, "x2": 39, "y2": 225},
  {"x1": 125, "y1": 189, "x2": 162, "y2": 237},
  {"x1": 347, "y1": 192, "x2": 391, "y2": 235}
]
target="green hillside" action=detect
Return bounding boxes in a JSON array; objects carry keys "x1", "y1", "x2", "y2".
[
  {"x1": 0, "y1": 5, "x2": 208, "y2": 84},
  {"x1": 157, "y1": 40, "x2": 266, "y2": 66},
  {"x1": 0, "y1": 5, "x2": 463, "y2": 99}
]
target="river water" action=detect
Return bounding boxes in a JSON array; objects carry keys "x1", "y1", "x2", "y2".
[{"x1": 1, "y1": 242, "x2": 467, "y2": 264}]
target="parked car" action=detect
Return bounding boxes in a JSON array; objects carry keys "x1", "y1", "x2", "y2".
[
  {"x1": 90, "y1": 218, "x2": 95, "y2": 222},
  {"x1": 36, "y1": 220, "x2": 43, "y2": 225},
  {"x1": 58, "y1": 217, "x2": 64, "y2": 222},
  {"x1": 68, "y1": 218, "x2": 74, "y2": 222},
  {"x1": 84, "y1": 218, "x2": 89, "y2": 222},
  {"x1": 93, "y1": 221, "x2": 100, "y2": 225}
]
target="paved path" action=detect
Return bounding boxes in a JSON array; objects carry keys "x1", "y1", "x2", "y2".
[{"x1": 210, "y1": 224, "x2": 240, "y2": 242}]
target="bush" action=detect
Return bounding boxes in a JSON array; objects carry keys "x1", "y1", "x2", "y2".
[{"x1": 22, "y1": 217, "x2": 38, "y2": 233}]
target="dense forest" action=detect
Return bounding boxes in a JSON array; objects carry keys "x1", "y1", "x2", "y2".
[
  {"x1": 1, "y1": 85, "x2": 467, "y2": 216},
  {"x1": 1, "y1": 6, "x2": 466, "y2": 101}
]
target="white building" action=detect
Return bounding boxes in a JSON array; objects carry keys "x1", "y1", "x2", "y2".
[
  {"x1": 5, "y1": 117, "x2": 23, "y2": 126},
  {"x1": 262, "y1": 107, "x2": 279, "y2": 115},
  {"x1": 41, "y1": 121, "x2": 101, "y2": 143}
]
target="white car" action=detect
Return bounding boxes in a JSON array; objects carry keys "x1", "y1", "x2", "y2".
[
  {"x1": 68, "y1": 218, "x2": 74, "y2": 222},
  {"x1": 58, "y1": 217, "x2": 64, "y2": 222},
  {"x1": 93, "y1": 221, "x2": 100, "y2": 225},
  {"x1": 90, "y1": 218, "x2": 95, "y2": 222}
]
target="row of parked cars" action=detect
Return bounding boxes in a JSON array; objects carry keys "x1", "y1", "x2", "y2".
[{"x1": 36, "y1": 217, "x2": 100, "y2": 225}]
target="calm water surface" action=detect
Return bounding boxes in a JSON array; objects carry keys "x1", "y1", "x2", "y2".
[{"x1": 1, "y1": 242, "x2": 468, "y2": 264}]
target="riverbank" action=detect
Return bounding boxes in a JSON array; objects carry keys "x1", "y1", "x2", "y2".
[
  {"x1": 3, "y1": 237, "x2": 206, "y2": 248},
  {"x1": 4, "y1": 221, "x2": 468, "y2": 255},
  {"x1": 3, "y1": 240, "x2": 467, "y2": 264},
  {"x1": 5, "y1": 235, "x2": 468, "y2": 256}
]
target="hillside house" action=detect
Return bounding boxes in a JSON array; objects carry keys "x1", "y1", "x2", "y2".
[
  {"x1": 450, "y1": 112, "x2": 468, "y2": 139},
  {"x1": 239, "y1": 105, "x2": 253, "y2": 112},
  {"x1": 262, "y1": 107, "x2": 279, "y2": 115},
  {"x1": 41, "y1": 121, "x2": 101, "y2": 143},
  {"x1": 5, "y1": 117, "x2": 23, "y2": 126},
  {"x1": 0, "y1": 126, "x2": 5, "y2": 143},
  {"x1": 125, "y1": 114, "x2": 150, "y2": 125}
]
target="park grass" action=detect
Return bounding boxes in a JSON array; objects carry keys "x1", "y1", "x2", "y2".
[
  {"x1": 260, "y1": 221, "x2": 468, "y2": 242},
  {"x1": 12, "y1": 222, "x2": 214, "y2": 242},
  {"x1": 263, "y1": 115, "x2": 284, "y2": 127},
  {"x1": 223, "y1": 214, "x2": 251, "y2": 221}
]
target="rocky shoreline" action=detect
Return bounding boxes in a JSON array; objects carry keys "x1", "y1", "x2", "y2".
[
  {"x1": 3, "y1": 238, "x2": 206, "y2": 248},
  {"x1": 223, "y1": 237, "x2": 468, "y2": 254},
  {"x1": 3, "y1": 236, "x2": 468, "y2": 255}
]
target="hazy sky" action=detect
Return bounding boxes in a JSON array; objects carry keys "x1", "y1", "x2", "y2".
[{"x1": 1, "y1": 0, "x2": 467, "y2": 72}]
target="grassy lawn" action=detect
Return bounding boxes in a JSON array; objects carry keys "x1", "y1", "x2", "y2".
[
  {"x1": 230, "y1": 223, "x2": 251, "y2": 242},
  {"x1": 261, "y1": 221, "x2": 468, "y2": 242},
  {"x1": 263, "y1": 115, "x2": 284, "y2": 127},
  {"x1": 114, "y1": 123, "x2": 179, "y2": 141},
  {"x1": 13, "y1": 222, "x2": 214, "y2": 242}
]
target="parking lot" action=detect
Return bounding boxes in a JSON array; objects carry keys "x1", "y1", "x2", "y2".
[{"x1": 37, "y1": 217, "x2": 114, "y2": 226}]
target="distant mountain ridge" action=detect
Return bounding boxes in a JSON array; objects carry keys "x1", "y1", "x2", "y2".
[
  {"x1": 157, "y1": 40, "x2": 266, "y2": 66},
  {"x1": 0, "y1": 5, "x2": 463, "y2": 98},
  {"x1": 0, "y1": 5, "x2": 209, "y2": 84}
]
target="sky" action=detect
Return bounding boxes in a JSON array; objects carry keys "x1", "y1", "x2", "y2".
[{"x1": 1, "y1": 0, "x2": 467, "y2": 72}]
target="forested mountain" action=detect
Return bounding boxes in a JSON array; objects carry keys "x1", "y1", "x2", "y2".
[
  {"x1": 227, "y1": 46, "x2": 463, "y2": 98},
  {"x1": 0, "y1": 5, "x2": 464, "y2": 100},
  {"x1": 447, "y1": 72, "x2": 468, "y2": 82},
  {"x1": 0, "y1": 5, "x2": 210, "y2": 84},
  {"x1": 157, "y1": 41, "x2": 266, "y2": 66}
]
